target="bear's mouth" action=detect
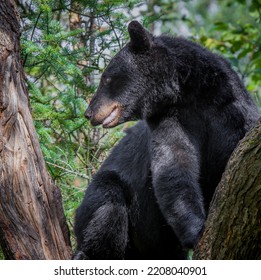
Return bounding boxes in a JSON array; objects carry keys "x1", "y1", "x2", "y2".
[{"x1": 102, "y1": 106, "x2": 121, "y2": 128}]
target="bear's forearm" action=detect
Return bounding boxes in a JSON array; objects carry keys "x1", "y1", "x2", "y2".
[
  {"x1": 150, "y1": 119, "x2": 205, "y2": 248},
  {"x1": 153, "y1": 171, "x2": 205, "y2": 248}
]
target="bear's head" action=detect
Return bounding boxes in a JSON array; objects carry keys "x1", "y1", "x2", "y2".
[{"x1": 85, "y1": 21, "x2": 171, "y2": 128}]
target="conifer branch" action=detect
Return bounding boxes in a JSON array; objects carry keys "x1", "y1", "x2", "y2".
[{"x1": 46, "y1": 161, "x2": 89, "y2": 180}]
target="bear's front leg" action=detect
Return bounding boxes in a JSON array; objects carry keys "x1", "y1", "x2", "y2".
[
  {"x1": 74, "y1": 171, "x2": 129, "y2": 259},
  {"x1": 150, "y1": 119, "x2": 205, "y2": 249}
]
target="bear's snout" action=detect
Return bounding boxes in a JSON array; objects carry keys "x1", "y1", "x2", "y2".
[
  {"x1": 84, "y1": 107, "x2": 93, "y2": 120},
  {"x1": 84, "y1": 97, "x2": 122, "y2": 128}
]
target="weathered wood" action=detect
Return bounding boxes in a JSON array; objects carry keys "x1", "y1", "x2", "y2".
[
  {"x1": 0, "y1": 0, "x2": 71, "y2": 259},
  {"x1": 194, "y1": 118, "x2": 261, "y2": 260}
]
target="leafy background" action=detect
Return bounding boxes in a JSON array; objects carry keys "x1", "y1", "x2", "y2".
[{"x1": 10, "y1": 0, "x2": 261, "y2": 250}]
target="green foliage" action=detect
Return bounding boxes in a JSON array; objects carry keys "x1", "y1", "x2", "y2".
[
  {"x1": 20, "y1": 0, "x2": 132, "y2": 245},
  {"x1": 196, "y1": 1, "x2": 261, "y2": 106},
  {"x1": 18, "y1": 0, "x2": 261, "y2": 250}
]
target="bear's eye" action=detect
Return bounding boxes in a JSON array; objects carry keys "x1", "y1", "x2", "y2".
[{"x1": 103, "y1": 77, "x2": 112, "y2": 86}]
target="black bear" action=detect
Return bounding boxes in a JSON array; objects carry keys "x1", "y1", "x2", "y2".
[{"x1": 73, "y1": 21, "x2": 260, "y2": 260}]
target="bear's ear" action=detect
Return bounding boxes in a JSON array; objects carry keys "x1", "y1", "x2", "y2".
[{"x1": 128, "y1": 21, "x2": 152, "y2": 53}]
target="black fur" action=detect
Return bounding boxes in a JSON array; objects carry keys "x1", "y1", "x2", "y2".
[
  {"x1": 74, "y1": 21, "x2": 260, "y2": 259},
  {"x1": 74, "y1": 121, "x2": 186, "y2": 259}
]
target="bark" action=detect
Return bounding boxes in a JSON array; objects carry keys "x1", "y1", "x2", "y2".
[
  {"x1": 194, "y1": 118, "x2": 261, "y2": 260},
  {"x1": 0, "y1": 0, "x2": 71, "y2": 259}
]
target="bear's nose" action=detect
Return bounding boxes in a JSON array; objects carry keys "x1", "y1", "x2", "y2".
[{"x1": 84, "y1": 107, "x2": 92, "y2": 120}]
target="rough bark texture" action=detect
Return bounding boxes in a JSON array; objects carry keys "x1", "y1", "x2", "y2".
[
  {"x1": 0, "y1": 0, "x2": 71, "y2": 259},
  {"x1": 194, "y1": 118, "x2": 261, "y2": 260}
]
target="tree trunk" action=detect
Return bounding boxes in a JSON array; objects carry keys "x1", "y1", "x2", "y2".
[
  {"x1": 0, "y1": 0, "x2": 71, "y2": 260},
  {"x1": 194, "y1": 118, "x2": 261, "y2": 260}
]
